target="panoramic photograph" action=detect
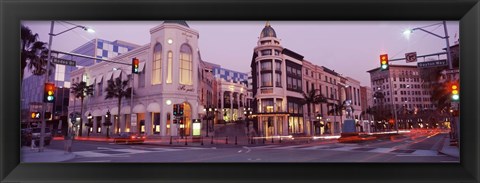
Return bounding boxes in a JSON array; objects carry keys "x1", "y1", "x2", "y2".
[{"x1": 20, "y1": 21, "x2": 460, "y2": 163}]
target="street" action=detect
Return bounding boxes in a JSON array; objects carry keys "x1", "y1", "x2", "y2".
[{"x1": 36, "y1": 130, "x2": 459, "y2": 163}]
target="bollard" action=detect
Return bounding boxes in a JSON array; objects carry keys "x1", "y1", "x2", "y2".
[
  {"x1": 185, "y1": 137, "x2": 188, "y2": 145},
  {"x1": 201, "y1": 137, "x2": 204, "y2": 146},
  {"x1": 169, "y1": 136, "x2": 172, "y2": 145},
  {"x1": 279, "y1": 137, "x2": 282, "y2": 143},
  {"x1": 235, "y1": 136, "x2": 238, "y2": 145},
  {"x1": 271, "y1": 137, "x2": 274, "y2": 143},
  {"x1": 226, "y1": 136, "x2": 228, "y2": 144},
  {"x1": 211, "y1": 136, "x2": 214, "y2": 144},
  {"x1": 263, "y1": 138, "x2": 265, "y2": 144}
]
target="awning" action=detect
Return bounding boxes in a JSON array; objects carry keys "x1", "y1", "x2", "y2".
[
  {"x1": 105, "y1": 72, "x2": 113, "y2": 81},
  {"x1": 112, "y1": 70, "x2": 122, "y2": 80},
  {"x1": 92, "y1": 109, "x2": 102, "y2": 116},
  {"x1": 84, "y1": 110, "x2": 92, "y2": 117},
  {"x1": 147, "y1": 102, "x2": 161, "y2": 112},
  {"x1": 132, "y1": 104, "x2": 146, "y2": 113},
  {"x1": 110, "y1": 107, "x2": 119, "y2": 115},
  {"x1": 120, "y1": 106, "x2": 131, "y2": 114},
  {"x1": 89, "y1": 77, "x2": 96, "y2": 85},
  {"x1": 101, "y1": 108, "x2": 110, "y2": 115},
  {"x1": 138, "y1": 62, "x2": 146, "y2": 72},
  {"x1": 96, "y1": 75, "x2": 104, "y2": 83}
]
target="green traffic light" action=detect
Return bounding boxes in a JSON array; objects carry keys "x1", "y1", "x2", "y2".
[{"x1": 452, "y1": 94, "x2": 459, "y2": 100}]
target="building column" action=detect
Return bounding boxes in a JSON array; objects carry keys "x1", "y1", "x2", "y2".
[
  {"x1": 93, "y1": 116, "x2": 98, "y2": 134},
  {"x1": 120, "y1": 114, "x2": 126, "y2": 133},
  {"x1": 145, "y1": 112, "x2": 152, "y2": 136},
  {"x1": 273, "y1": 116, "x2": 278, "y2": 136},
  {"x1": 161, "y1": 111, "x2": 167, "y2": 136},
  {"x1": 101, "y1": 116, "x2": 106, "y2": 135},
  {"x1": 230, "y1": 92, "x2": 233, "y2": 121},
  {"x1": 220, "y1": 92, "x2": 224, "y2": 120},
  {"x1": 236, "y1": 93, "x2": 240, "y2": 119},
  {"x1": 283, "y1": 116, "x2": 288, "y2": 136}
]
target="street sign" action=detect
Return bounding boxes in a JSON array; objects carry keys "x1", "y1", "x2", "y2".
[
  {"x1": 441, "y1": 69, "x2": 460, "y2": 75},
  {"x1": 52, "y1": 57, "x2": 76, "y2": 66},
  {"x1": 405, "y1": 52, "x2": 417, "y2": 63},
  {"x1": 417, "y1": 59, "x2": 447, "y2": 68}
]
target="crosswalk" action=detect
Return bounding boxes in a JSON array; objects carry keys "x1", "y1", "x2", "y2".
[
  {"x1": 250, "y1": 144, "x2": 443, "y2": 156},
  {"x1": 74, "y1": 146, "x2": 211, "y2": 158}
]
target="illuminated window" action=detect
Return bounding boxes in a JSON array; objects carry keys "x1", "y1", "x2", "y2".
[
  {"x1": 152, "y1": 43, "x2": 162, "y2": 85},
  {"x1": 179, "y1": 44, "x2": 193, "y2": 85},
  {"x1": 166, "y1": 51, "x2": 173, "y2": 83}
]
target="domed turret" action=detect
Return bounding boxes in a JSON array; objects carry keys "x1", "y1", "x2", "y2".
[{"x1": 259, "y1": 21, "x2": 276, "y2": 38}]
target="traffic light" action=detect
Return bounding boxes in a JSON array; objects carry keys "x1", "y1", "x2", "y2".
[
  {"x1": 179, "y1": 104, "x2": 184, "y2": 115},
  {"x1": 132, "y1": 58, "x2": 140, "y2": 74},
  {"x1": 380, "y1": 54, "x2": 389, "y2": 70},
  {"x1": 451, "y1": 82, "x2": 459, "y2": 101},
  {"x1": 31, "y1": 112, "x2": 41, "y2": 119},
  {"x1": 44, "y1": 83, "x2": 55, "y2": 103},
  {"x1": 45, "y1": 112, "x2": 52, "y2": 119},
  {"x1": 173, "y1": 104, "x2": 178, "y2": 116}
]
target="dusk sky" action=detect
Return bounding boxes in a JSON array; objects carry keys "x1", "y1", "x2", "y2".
[{"x1": 22, "y1": 21, "x2": 459, "y2": 86}]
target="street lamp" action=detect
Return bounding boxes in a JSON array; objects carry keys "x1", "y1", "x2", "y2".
[
  {"x1": 203, "y1": 105, "x2": 216, "y2": 137},
  {"x1": 403, "y1": 21, "x2": 453, "y2": 70},
  {"x1": 87, "y1": 112, "x2": 93, "y2": 137},
  {"x1": 38, "y1": 21, "x2": 94, "y2": 152},
  {"x1": 244, "y1": 108, "x2": 253, "y2": 136},
  {"x1": 388, "y1": 82, "x2": 410, "y2": 133}
]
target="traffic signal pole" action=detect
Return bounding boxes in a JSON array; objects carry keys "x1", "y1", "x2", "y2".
[{"x1": 39, "y1": 21, "x2": 55, "y2": 152}]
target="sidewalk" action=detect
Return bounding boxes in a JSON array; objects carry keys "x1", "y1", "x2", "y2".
[
  {"x1": 438, "y1": 137, "x2": 460, "y2": 158},
  {"x1": 21, "y1": 147, "x2": 76, "y2": 162}
]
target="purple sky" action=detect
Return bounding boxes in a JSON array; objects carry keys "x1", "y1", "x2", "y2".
[{"x1": 22, "y1": 21, "x2": 459, "y2": 86}]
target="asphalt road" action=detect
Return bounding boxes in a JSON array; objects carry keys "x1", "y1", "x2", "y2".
[{"x1": 45, "y1": 131, "x2": 459, "y2": 163}]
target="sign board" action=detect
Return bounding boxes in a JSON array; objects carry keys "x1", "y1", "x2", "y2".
[
  {"x1": 441, "y1": 69, "x2": 460, "y2": 75},
  {"x1": 131, "y1": 114, "x2": 137, "y2": 127},
  {"x1": 417, "y1": 59, "x2": 447, "y2": 68},
  {"x1": 52, "y1": 57, "x2": 76, "y2": 66},
  {"x1": 405, "y1": 52, "x2": 417, "y2": 63},
  {"x1": 192, "y1": 119, "x2": 201, "y2": 136}
]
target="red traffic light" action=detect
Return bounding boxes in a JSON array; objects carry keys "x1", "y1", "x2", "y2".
[
  {"x1": 132, "y1": 58, "x2": 140, "y2": 74},
  {"x1": 44, "y1": 83, "x2": 55, "y2": 103}
]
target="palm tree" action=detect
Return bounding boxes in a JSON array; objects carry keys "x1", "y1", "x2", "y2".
[
  {"x1": 70, "y1": 81, "x2": 94, "y2": 137},
  {"x1": 302, "y1": 89, "x2": 327, "y2": 136},
  {"x1": 21, "y1": 25, "x2": 52, "y2": 81},
  {"x1": 105, "y1": 77, "x2": 132, "y2": 135}
]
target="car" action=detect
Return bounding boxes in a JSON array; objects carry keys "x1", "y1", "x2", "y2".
[
  {"x1": 31, "y1": 128, "x2": 52, "y2": 146},
  {"x1": 113, "y1": 132, "x2": 146, "y2": 144}
]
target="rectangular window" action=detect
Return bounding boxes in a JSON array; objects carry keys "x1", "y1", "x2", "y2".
[
  {"x1": 97, "y1": 82, "x2": 103, "y2": 96},
  {"x1": 261, "y1": 73, "x2": 273, "y2": 87},
  {"x1": 275, "y1": 61, "x2": 282, "y2": 71},
  {"x1": 261, "y1": 61, "x2": 272, "y2": 70},
  {"x1": 261, "y1": 49, "x2": 272, "y2": 56},
  {"x1": 275, "y1": 73, "x2": 282, "y2": 87},
  {"x1": 138, "y1": 71, "x2": 145, "y2": 88},
  {"x1": 179, "y1": 52, "x2": 192, "y2": 85}
]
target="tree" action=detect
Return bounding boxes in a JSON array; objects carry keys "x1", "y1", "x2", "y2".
[
  {"x1": 302, "y1": 89, "x2": 327, "y2": 136},
  {"x1": 70, "y1": 81, "x2": 94, "y2": 137},
  {"x1": 105, "y1": 77, "x2": 132, "y2": 135},
  {"x1": 21, "y1": 25, "x2": 53, "y2": 81}
]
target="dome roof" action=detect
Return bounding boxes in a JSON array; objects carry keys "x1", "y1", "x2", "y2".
[
  {"x1": 260, "y1": 21, "x2": 276, "y2": 38},
  {"x1": 163, "y1": 20, "x2": 189, "y2": 28}
]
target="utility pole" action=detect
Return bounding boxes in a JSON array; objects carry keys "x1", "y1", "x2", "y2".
[{"x1": 39, "y1": 21, "x2": 55, "y2": 152}]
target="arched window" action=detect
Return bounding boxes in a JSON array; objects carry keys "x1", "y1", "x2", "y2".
[
  {"x1": 166, "y1": 51, "x2": 173, "y2": 83},
  {"x1": 152, "y1": 43, "x2": 162, "y2": 85},
  {"x1": 179, "y1": 44, "x2": 193, "y2": 85}
]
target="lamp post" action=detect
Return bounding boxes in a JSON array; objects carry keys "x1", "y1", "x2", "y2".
[
  {"x1": 203, "y1": 105, "x2": 216, "y2": 137},
  {"x1": 403, "y1": 21, "x2": 453, "y2": 70},
  {"x1": 86, "y1": 112, "x2": 93, "y2": 137},
  {"x1": 104, "y1": 109, "x2": 111, "y2": 138},
  {"x1": 244, "y1": 108, "x2": 252, "y2": 136},
  {"x1": 315, "y1": 113, "x2": 322, "y2": 135},
  {"x1": 39, "y1": 21, "x2": 94, "y2": 152},
  {"x1": 389, "y1": 83, "x2": 410, "y2": 133}
]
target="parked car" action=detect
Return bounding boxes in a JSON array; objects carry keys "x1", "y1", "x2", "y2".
[
  {"x1": 113, "y1": 132, "x2": 146, "y2": 144},
  {"x1": 31, "y1": 128, "x2": 52, "y2": 146},
  {"x1": 21, "y1": 128, "x2": 32, "y2": 146}
]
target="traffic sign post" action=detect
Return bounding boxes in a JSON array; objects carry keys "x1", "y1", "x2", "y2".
[
  {"x1": 52, "y1": 57, "x2": 76, "y2": 66},
  {"x1": 417, "y1": 59, "x2": 448, "y2": 68},
  {"x1": 405, "y1": 52, "x2": 417, "y2": 63}
]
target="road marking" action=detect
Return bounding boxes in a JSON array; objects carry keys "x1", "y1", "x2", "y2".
[
  {"x1": 243, "y1": 146, "x2": 252, "y2": 153},
  {"x1": 238, "y1": 150, "x2": 243, "y2": 153},
  {"x1": 368, "y1": 148, "x2": 395, "y2": 153}
]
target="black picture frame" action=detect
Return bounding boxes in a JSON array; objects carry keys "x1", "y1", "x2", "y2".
[{"x1": 1, "y1": 0, "x2": 479, "y2": 182}]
